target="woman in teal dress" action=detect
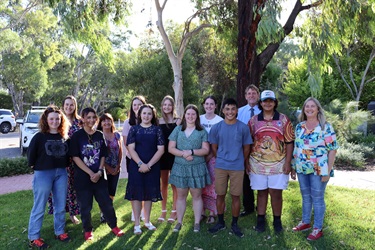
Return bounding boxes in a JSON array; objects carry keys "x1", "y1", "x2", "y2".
[{"x1": 168, "y1": 104, "x2": 211, "y2": 233}]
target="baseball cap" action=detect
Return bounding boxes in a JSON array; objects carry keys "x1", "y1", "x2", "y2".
[{"x1": 260, "y1": 90, "x2": 276, "y2": 101}]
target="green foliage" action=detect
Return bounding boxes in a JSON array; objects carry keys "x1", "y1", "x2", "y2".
[
  {"x1": 0, "y1": 157, "x2": 31, "y2": 177},
  {"x1": 323, "y1": 100, "x2": 374, "y2": 168},
  {"x1": 325, "y1": 100, "x2": 372, "y2": 142},
  {"x1": 299, "y1": 0, "x2": 375, "y2": 104},
  {"x1": 283, "y1": 58, "x2": 312, "y2": 108},
  {"x1": 107, "y1": 106, "x2": 127, "y2": 121},
  {"x1": 47, "y1": 0, "x2": 130, "y2": 69},
  {"x1": 335, "y1": 142, "x2": 369, "y2": 168},
  {"x1": 0, "y1": 90, "x2": 13, "y2": 109}
]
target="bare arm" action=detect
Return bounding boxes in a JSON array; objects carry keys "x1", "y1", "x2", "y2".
[
  {"x1": 283, "y1": 143, "x2": 294, "y2": 174},
  {"x1": 146, "y1": 145, "x2": 165, "y2": 169},
  {"x1": 211, "y1": 144, "x2": 218, "y2": 158},
  {"x1": 243, "y1": 144, "x2": 251, "y2": 174},
  {"x1": 322, "y1": 149, "x2": 337, "y2": 182},
  {"x1": 183, "y1": 141, "x2": 209, "y2": 157},
  {"x1": 168, "y1": 140, "x2": 184, "y2": 157}
]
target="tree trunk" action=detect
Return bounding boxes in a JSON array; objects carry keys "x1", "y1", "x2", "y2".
[
  {"x1": 236, "y1": 0, "x2": 317, "y2": 106},
  {"x1": 171, "y1": 59, "x2": 184, "y2": 117},
  {"x1": 237, "y1": 0, "x2": 263, "y2": 106}
]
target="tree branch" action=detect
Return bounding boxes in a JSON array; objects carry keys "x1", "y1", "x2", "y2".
[
  {"x1": 358, "y1": 46, "x2": 375, "y2": 101},
  {"x1": 332, "y1": 54, "x2": 356, "y2": 99},
  {"x1": 259, "y1": 0, "x2": 323, "y2": 69},
  {"x1": 0, "y1": 0, "x2": 40, "y2": 32}
]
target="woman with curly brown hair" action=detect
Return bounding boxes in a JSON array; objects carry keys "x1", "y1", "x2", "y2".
[{"x1": 27, "y1": 105, "x2": 71, "y2": 249}]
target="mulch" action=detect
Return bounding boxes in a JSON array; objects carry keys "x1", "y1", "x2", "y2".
[{"x1": 335, "y1": 159, "x2": 375, "y2": 172}]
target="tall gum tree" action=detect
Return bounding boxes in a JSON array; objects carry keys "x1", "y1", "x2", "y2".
[
  {"x1": 237, "y1": 0, "x2": 323, "y2": 105},
  {"x1": 155, "y1": 0, "x2": 225, "y2": 116}
]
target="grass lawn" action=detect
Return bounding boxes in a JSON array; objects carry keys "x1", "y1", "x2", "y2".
[{"x1": 1, "y1": 180, "x2": 374, "y2": 250}]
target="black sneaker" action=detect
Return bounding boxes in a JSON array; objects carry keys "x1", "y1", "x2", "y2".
[
  {"x1": 254, "y1": 217, "x2": 266, "y2": 232},
  {"x1": 273, "y1": 219, "x2": 283, "y2": 233},
  {"x1": 230, "y1": 224, "x2": 244, "y2": 238},
  {"x1": 208, "y1": 222, "x2": 226, "y2": 233}
]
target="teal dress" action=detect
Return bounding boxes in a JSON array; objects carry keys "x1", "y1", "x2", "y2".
[{"x1": 168, "y1": 125, "x2": 211, "y2": 188}]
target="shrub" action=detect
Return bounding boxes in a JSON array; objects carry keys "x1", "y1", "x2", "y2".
[
  {"x1": 335, "y1": 142, "x2": 373, "y2": 168},
  {"x1": 0, "y1": 157, "x2": 32, "y2": 177}
]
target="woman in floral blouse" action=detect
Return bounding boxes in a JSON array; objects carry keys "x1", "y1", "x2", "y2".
[{"x1": 292, "y1": 97, "x2": 339, "y2": 241}]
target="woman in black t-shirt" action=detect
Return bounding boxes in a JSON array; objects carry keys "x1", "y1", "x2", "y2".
[
  {"x1": 27, "y1": 105, "x2": 70, "y2": 249},
  {"x1": 69, "y1": 107, "x2": 124, "y2": 241}
]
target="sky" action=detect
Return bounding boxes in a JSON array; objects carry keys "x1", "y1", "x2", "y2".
[
  {"x1": 127, "y1": 0, "x2": 298, "y2": 47},
  {"x1": 127, "y1": 0, "x2": 196, "y2": 47}
]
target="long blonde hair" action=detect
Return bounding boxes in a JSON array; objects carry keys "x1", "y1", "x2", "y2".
[
  {"x1": 161, "y1": 95, "x2": 178, "y2": 127},
  {"x1": 299, "y1": 97, "x2": 327, "y2": 130}
]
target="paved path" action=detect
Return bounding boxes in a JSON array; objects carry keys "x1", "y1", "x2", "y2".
[{"x1": 1, "y1": 169, "x2": 374, "y2": 195}]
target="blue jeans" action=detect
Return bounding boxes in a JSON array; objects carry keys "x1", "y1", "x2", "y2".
[
  {"x1": 297, "y1": 173, "x2": 328, "y2": 230},
  {"x1": 28, "y1": 168, "x2": 68, "y2": 240}
]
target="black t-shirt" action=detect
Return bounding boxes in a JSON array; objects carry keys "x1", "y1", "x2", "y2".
[
  {"x1": 27, "y1": 132, "x2": 69, "y2": 170},
  {"x1": 69, "y1": 129, "x2": 108, "y2": 172}
]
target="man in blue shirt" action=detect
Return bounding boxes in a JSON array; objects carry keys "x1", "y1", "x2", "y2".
[
  {"x1": 208, "y1": 98, "x2": 253, "y2": 238},
  {"x1": 237, "y1": 85, "x2": 261, "y2": 217}
]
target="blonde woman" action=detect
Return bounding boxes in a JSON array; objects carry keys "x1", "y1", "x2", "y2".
[
  {"x1": 292, "y1": 97, "x2": 339, "y2": 241},
  {"x1": 158, "y1": 96, "x2": 181, "y2": 223}
]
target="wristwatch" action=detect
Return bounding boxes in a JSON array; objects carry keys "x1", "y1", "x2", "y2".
[{"x1": 137, "y1": 161, "x2": 143, "y2": 167}]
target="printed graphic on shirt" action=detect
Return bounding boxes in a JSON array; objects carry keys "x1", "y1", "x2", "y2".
[
  {"x1": 45, "y1": 140, "x2": 69, "y2": 158},
  {"x1": 82, "y1": 143, "x2": 100, "y2": 167}
]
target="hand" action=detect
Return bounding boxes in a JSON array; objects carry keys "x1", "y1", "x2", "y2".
[
  {"x1": 290, "y1": 169, "x2": 296, "y2": 180},
  {"x1": 90, "y1": 172, "x2": 101, "y2": 183},
  {"x1": 182, "y1": 149, "x2": 193, "y2": 157},
  {"x1": 245, "y1": 162, "x2": 251, "y2": 175},
  {"x1": 282, "y1": 163, "x2": 292, "y2": 175},
  {"x1": 184, "y1": 155, "x2": 194, "y2": 161},
  {"x1": 138, "y1": 163, "x2": 150, "y2": 173},
  {"x1": 321, "y1": 176, "x2": 330, "y2": 182}
]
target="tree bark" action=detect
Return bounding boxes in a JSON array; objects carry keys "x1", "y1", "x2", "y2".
[{"x1": 236, "y1": 0, "x2": 321, "y2": 106}]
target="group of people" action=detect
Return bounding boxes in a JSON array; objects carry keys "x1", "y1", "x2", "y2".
[
  {"x1": 27, "y1": 96, "x2": 125, "y2": 249},
  {"x1": 27, "y1": 85, "x2": 338, "y2": 248}
]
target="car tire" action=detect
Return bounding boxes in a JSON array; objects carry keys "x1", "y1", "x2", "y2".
[
  {"x1": 20, "y1": 138, "x2": 27, "y2": 156},
  {"x1": 0, "y1": 122, "x2": 11, "y2": 134}
]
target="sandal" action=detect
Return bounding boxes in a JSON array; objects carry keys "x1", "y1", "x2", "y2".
[
  {"x1": 134, "y1": 225, "x2": 142, "y2": 235},
  {"x1": 144, "y1": 222, "x2": 157, "y2": 231},
  {"x1": 158, "y1": 210, "x2": 167, "y2": 222},
  {"x1": 206, "y1": 215, "x2": 216, "y2": 224},
  {"x1": 168, "y1": 210, "x2": 177, "y2": 223},
  {"x1": 70, "y1": 215, "x2": 80, "y2": 224}
]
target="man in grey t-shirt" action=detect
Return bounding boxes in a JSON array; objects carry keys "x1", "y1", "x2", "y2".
[{"x1": 208, "y1": 98, "x2": 252, "y2": 238}]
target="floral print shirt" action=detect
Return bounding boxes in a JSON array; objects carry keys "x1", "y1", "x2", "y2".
[{"x1": 292, "y1": 121, "x2": 339, "y2": 176}]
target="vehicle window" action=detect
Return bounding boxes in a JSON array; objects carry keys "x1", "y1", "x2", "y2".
[
  {"x1": 0, "y1": 110, "x2": 12, "y2": 116},
  {"x1": 27, "y1": 113, "x2": 42, "y2": 123}
]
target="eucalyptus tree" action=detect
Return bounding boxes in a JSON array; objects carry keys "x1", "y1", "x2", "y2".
[
  {"x1": 45, "y1": 0, "x2": 130, "y2": 69},
  {"x1": 154, "y1": 0, "x2": 229, "y2": 116},
  {"x1": 0, "y1": 4, "x2": 63, "y2": 116}
]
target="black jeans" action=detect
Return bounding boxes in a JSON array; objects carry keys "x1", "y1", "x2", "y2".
[
  {"x1": 242, "y1": 170, "x2": 255, "y2": 212},
  {"x1": 76, "y1": 178, "x2": 117, "y2": 232}
]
